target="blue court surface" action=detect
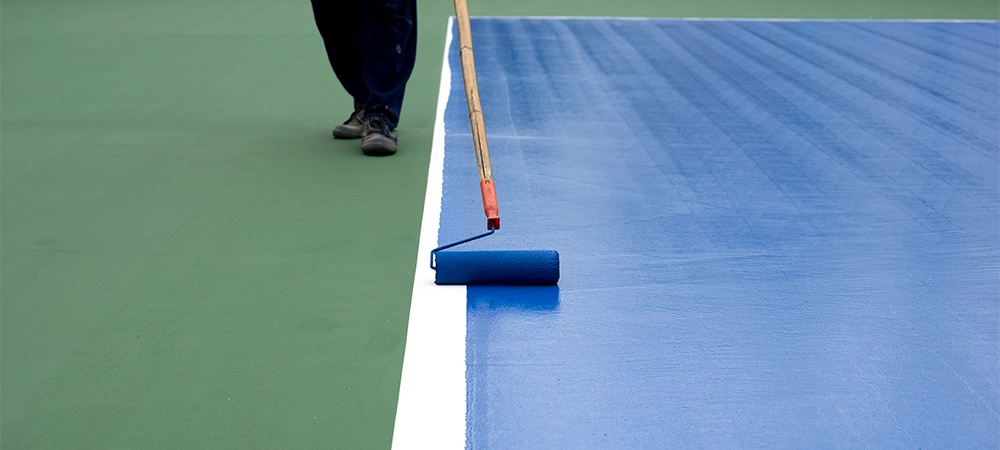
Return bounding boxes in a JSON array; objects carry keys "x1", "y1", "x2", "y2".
[{"x1": 438, "y1": 19, "x2": 998, "y2": 448}]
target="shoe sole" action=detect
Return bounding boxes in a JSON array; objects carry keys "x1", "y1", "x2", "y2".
[{"x1": 361, "y1": 143, "x2": 398, "y2": 156}]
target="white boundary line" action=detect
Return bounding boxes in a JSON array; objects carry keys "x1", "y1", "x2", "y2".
[
  {"x1": 468, "y1": 16, "x2": 998, "y2": 23},
  {"x1": 391, "y1": 16, "x2": 466, "y2": 450}
]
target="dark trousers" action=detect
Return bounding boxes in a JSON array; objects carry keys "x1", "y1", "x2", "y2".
[{"x1": 311, "y1": 0, "x2": 417, "y2": 129}]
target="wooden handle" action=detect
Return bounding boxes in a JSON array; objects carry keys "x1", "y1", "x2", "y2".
[{"x1": 453, "y1": 0, "x2": 500, "y2": 230}]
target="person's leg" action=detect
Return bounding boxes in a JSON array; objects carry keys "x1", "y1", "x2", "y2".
[
  {"x1": 361, "y1": 0, "x2": 418, "y2": 129},
  {"x1": 310, "y1": 0, "x2": 369, "y2": 109}
]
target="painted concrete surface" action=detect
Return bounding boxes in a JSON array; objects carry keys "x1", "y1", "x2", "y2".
[
  {"x1": 438, "y1": 19, "x2": 999, "y2": 448},
  {"x1": 3, "y1": 0, "x2": 996, "y2": 446}
]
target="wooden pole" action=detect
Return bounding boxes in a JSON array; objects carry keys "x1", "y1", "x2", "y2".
[{"x1": 453, "y1": 0, "x2": 500, "y2": 230}]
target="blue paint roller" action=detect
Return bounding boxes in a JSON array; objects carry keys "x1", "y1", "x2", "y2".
[
  {"x1": 432, "y1": 230, "x2": 560, "y2": 285},
  {"x1": 432, "y1": 0, "x2": 559, "y2": 286}
]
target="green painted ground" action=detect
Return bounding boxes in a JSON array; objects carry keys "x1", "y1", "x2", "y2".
[{"x1": 2, "y1": 0, "x2": 996, "y2": 448}]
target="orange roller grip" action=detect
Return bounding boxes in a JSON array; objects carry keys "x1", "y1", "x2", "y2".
[{"x1": 481, "y1": 179, "x2": 500, "y2": 230}]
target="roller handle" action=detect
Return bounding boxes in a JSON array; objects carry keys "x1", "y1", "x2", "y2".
[
  {"x1": 481, "y1": 179, "x2": 499, "y2": 230},
  {"x1": 454, "y1": 0, "x2": 499, "y2": 230}
]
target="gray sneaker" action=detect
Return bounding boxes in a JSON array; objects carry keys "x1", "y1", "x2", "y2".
[
  {"x1": 333, "y1": 106, "x2": 365, "y2": 139},
  {"x1": 361, "y1": 117, "x2": 398, "y2": 156}
]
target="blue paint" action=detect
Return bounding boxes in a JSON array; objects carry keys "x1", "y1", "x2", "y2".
[
  {"x1": 467, "y1": 286, "x2": 561, "y2": 312},
  {"x1": 438, "y1": 19, "x2": 1000, "y2": 448}
]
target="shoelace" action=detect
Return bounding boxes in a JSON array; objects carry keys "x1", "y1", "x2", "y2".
[{"x1": 369, "y1": 118, "x2": 396, "y2": 140}]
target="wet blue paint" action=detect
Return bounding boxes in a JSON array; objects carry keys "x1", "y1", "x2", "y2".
[{"x1": 438, "y1": 19, "x2": 1000, "y2": 449}]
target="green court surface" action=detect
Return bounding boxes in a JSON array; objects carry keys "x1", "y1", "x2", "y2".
[{"x1": 2, "y1": 0, "x2": 996, "y2": 448}]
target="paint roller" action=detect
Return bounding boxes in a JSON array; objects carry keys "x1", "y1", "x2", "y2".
[{"x1": 431, "y1": 0, "x2": 560, "y2": 286}]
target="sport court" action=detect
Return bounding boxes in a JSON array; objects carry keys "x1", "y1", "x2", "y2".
[
  {"x1": 417, "y1": 17, "x2": 998, "y2": 449},
  {"x1": 2, "y1": 1, "x2": 997, "y2": 449}
]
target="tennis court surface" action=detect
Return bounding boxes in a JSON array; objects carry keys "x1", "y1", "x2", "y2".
[
  {"x1": 397, "y1": 18, "x2": 999, "y2": 449},
  {"x1": 2, "y1": 2, "x2": 997, "y2": 448}
]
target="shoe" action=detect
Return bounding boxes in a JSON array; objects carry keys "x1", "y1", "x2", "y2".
[
  {"x1": 333, "y1": 106, "x2": 365, "y2": 139},
  {"x1": 361, "y1": 117, "x2": 398, "y2": 156}
]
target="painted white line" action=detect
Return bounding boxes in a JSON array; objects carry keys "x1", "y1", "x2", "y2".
[
  {"x1": 391, "y1": 16, "x2": 466, "y2": 450},
  {"x1": 469, "y1": 16, "x2": 999, "y2": 23}
]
